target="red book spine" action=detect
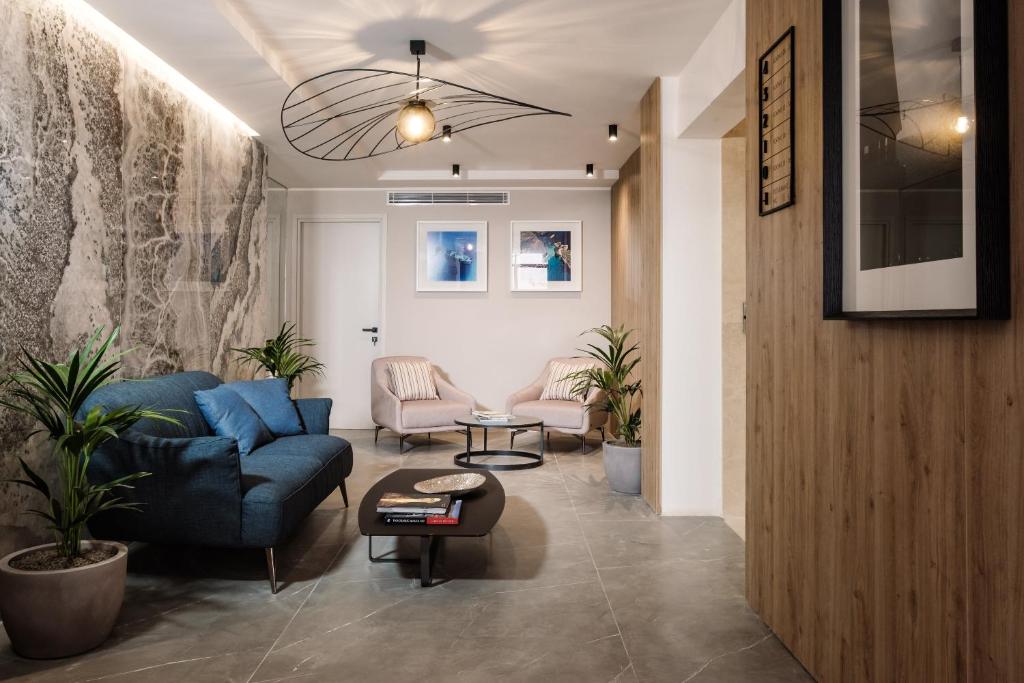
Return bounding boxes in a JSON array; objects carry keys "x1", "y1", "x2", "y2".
[{"x1": 425, "y1": 517, "x2": 459, "y2": 525}]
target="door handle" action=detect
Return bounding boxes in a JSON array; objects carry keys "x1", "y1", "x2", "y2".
[{"x1": 361, "y1": 327, "x2": 378, "y2": 333}]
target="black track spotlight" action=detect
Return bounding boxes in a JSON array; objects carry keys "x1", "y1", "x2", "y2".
[
  {"x1": 452, "y1": 163, "x2": 461, "y2": 178},
  {"x1": 608, "y1": 124, "x2": 618, "y2": 141},
  {"x1": 442, "y1": 124, "x2": 452, "y2": 143},
  {"x1": 585, "y1": 163, "x2": 595, "y2": 178}
]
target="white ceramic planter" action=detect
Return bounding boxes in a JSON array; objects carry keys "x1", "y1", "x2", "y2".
[
  {"x1": 602, "y1": 441, "x2": 642, "y2": 494},
  {"x1": 0, "y1": 541, "x2": 128, "y2": 659}
]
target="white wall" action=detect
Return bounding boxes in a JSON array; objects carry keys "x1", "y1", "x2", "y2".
[
  {"x1": 660, "y1": 80, "x2": 724, "y2": 515},
  {"x1": 657, "y1": 0, "x2": 744, "y2": 514},
  {"x1": 674, "y1": 0, "x2": 746, "y2": 138},
  {"x1": 282, "y1": 189, "x2": 611, "y2": 410}
]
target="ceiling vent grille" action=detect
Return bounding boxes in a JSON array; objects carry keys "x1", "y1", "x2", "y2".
[{"x1": 386, "y1": 191, "x2": 510, "y2": 206}]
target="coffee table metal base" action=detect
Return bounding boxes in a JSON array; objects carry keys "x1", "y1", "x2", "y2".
[
  {"x1": 454, "y1": 449, "x2": 544, "y2": 471},
  {"x1": 368, "y1": 535, "x2": 439, "y2": 587},
  {"x1": 454, "y1": 421, "x2": 545, "y2": 471}
]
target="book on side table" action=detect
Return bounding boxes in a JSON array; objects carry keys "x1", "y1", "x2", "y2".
[
  {"x1": 376, "y1": 492, "x2": 462, "y2": 526},
  {"x1": 384, "y1": 500, "x2": 463, "y2": 526},
  {"x1": 472, "y1": 410, "x2": 515, "y2": 425}
]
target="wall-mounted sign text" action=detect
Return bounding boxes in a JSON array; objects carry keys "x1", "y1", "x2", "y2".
[{"x1": 758, "y1": 26, "x2": 795, "y2": 216}]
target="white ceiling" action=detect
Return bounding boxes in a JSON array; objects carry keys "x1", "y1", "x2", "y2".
[{"x1": 87, "y1": 0, "x2": 730, "y2": 188}]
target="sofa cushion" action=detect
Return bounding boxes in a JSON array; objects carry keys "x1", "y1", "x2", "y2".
[
  {"x1": 194, "y1": 385, "x2": 273, "y2": 456},
  {"x1": 240, "y1": 434, "x2": 353, "y2": 547},
  {"x1": 80, "y1": 371, "x2": 221, "y2": 438},
  {"x1": 511, "y1": 399, "x2": 584, "y2": 429},
  {"x1": 387, "y1": 360, "x2": 438, "y2": 401},
  {"x1": 224, "y1": 378, "x2": 304, "y2": 436},
  {"x1": 402, "y1": 399, "x2": 470, "y2": 429},
  {"x1": 541, "y1": 360, "x2": 590, "y2": 402}
]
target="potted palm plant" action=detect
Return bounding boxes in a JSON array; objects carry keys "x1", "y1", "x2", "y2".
[
  {"x1": 571, "y1": 325, "x2": 642, "y2": 494},
  {"x1": 0, "y1": 327, "x2": 178, "y2": 659},
  {"x1": 232, "y1": 322, "x2": 325, "y2": 393}
]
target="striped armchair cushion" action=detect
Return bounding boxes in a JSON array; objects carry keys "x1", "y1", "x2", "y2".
[
  {"x1": 540, "y1": 360, "x2": 590, "y2": 402},
  {"x1": 387, "y1": 360, "x2": 439, "y2": 401}
]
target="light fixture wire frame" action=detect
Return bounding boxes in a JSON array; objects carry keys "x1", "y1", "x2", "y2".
[{"x1": 281, "y1": 67, "x2": 571, "y2": 161}]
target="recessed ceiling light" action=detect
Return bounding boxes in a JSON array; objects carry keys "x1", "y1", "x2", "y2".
[
  {"x1": 452, "y1": 163, "x2": 461, "y2": 178},
  {"x1": 608, "y1": 124, "x2": 618, "y2": 142},
  {"x1": 442, "y1": 124, "x2": 452, "y2": 143},
  {"x1": 585, "y1": 163, "x2": 595, "y2": 178}
]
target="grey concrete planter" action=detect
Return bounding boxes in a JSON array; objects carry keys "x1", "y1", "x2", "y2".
[
  {"x1": 0, "y1": 540, "x2": 127, "y2": 659},
  {"x1": 602, "y1": 441, "x2": 642, "y2": 494}
]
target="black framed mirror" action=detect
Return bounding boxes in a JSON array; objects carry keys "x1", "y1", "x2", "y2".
[{"x1": 823, "y1": 0, "x2": 1009, "y2": 319}]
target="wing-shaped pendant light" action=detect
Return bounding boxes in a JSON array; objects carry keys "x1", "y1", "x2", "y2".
[{"x1": 281, "y1": 40, "x2": 571, "y2": 161}]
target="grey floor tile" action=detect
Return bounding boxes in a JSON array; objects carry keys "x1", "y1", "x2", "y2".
[{"x1": 0, "y1": 429, "x2": 810, "y2": 683}]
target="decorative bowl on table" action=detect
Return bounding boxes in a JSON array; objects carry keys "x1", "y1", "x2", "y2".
[{"x1": 414, "y1": 473, "x2": 486, "y2": 495}]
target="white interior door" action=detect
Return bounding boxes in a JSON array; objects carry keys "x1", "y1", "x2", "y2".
[{"x1": 298, "y1": 219, "x2": 383, "y2": 429}]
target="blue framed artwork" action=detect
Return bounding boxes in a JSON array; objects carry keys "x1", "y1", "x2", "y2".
[
  {"x1": 416, "y1": 221, "x2": 488, "y2": 292},
  {"x1": 510, "y1": 220, "x2": 582, "y2": 292}
]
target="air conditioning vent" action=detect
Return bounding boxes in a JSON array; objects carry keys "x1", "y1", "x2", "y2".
[{"x1": 387, "y1": 191, "x2": 510, "y2": 206}]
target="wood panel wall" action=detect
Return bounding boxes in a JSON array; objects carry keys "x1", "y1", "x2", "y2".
[
  {"x1": 746, "y1": 2, "x2": 1023, "y2": 681},
  {"x1": 611, "y1": 80, "x2": 662, "y2": 511}
]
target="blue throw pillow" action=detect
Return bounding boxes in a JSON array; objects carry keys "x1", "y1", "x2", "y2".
[
  {"x1": 194, "y1": 385, "x2": 273, "y2": 456},
  {"x1": 223, "y1": 378, "x2": 304, "y2": 437}
]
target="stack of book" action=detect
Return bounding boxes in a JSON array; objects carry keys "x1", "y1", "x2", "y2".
[
  {"x1": 472, "y1": 410, "x2": 515, "y2": 425},
  {"x1": 377, "y1": 492, "x2": 463, "y2": 526}
]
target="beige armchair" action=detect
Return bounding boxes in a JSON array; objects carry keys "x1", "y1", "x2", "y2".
[
  {"x1": 371, "y1": 356, "x2": 476, "y2": 452},
  {"x1": 506, "y1": 358, "x2": 608, "y2": 453}
]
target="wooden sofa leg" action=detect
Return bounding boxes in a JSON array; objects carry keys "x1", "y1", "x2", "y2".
[
  {"x1": 400, "y1": 434, "x2": 407, "y2": 453},
  {"x1": 265, "y1": 547, "x2": 278, "y2": 594},
  {"x1": 339, "y1": 480, "x2": 349, "y2": 507}
]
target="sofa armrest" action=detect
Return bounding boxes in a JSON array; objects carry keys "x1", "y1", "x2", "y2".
[
  {"x1": 506, "y1": 382, "x2": 544, "y2": 413},
  {"x1": 86, "y1": 433, "x2": 244, "y2": 546},
  {"x1": 582, "y1": 389, "x2": 609, "y2": 430},
  {"x1": 371, "y1": 377, "x2": 403, "y2": 432},
  {"x1": 295, "y1": 397, "x2": 332, "y2": 435},
  {"x1": 436, "y1": 375, "x2": 475, "y2": 409}
]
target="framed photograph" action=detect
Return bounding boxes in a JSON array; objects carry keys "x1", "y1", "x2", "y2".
[
  {"x1": 822, "y1": 0, "x2": 1009, "y2": 319},
  {"x1": 416, "y1": 221, "x2": 488, "y2": 292},
  {"x1": 510, "y1": 220, "x2": 582, "y2": 292}
]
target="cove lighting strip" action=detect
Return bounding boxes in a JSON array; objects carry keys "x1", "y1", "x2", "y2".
[{"x1": 58, "y1": 0, "x2": 259, "y2": 137}]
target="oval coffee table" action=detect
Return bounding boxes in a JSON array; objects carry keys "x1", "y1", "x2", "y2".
[
  {"x1": 359, "y1": 468, "x2": 505, "y2": 586},
  {"x1": 454, "y1": 415, "x2": 544, "y2": 471}
]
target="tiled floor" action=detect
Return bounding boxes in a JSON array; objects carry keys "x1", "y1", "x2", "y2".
[{"x1": 0, "y1": 430, "x2": 812, "y2": 682}]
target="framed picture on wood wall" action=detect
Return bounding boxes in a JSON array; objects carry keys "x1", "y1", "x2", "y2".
[
  {"x1": 510, "y1": 220, "x2": 582, "y2": 292},
  {"x1": 822, "y1": 0, "x2": 1009, "y2": 319}
]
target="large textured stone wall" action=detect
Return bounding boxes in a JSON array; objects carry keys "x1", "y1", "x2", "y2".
[{"x1": 0, "y1": 0, "x2": 269, "y2": 554}]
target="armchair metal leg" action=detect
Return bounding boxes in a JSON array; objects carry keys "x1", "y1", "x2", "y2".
[
  {"x1": 339, "y1": 480, "x2": 349, "y2": 507},
  {"x1": 600, "y1": 427, "x2": 606, "y2": 442},
  {"x1": 400, "y1": 434, "x2": 408, "y2": 453},
  {"x1": 428, "y1": 432, "x2": 432, "y2": 445},
  {"x1": 374, "y1": 425, "x2": 382, "y2": 444},
  {"x1": 580, "y1": 435, "x2": 586, "y2": 453},
  {"x1": 265, "y1": 548, "x2": 278, "y2": 594}
]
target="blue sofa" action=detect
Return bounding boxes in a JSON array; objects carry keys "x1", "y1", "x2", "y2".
[{"x1": 81, "y1": 371, "x2": 353, "y2": 592}]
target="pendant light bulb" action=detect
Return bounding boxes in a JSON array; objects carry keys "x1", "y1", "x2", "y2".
[{"x1": 396, "y1": 100, "x2": 436, "y2": 143}]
